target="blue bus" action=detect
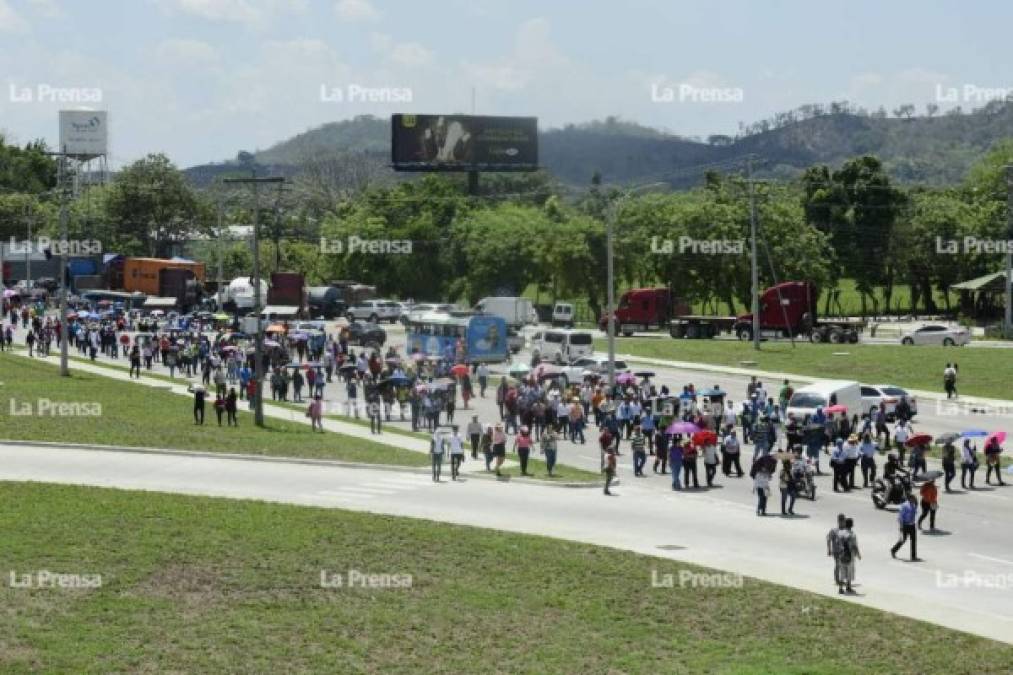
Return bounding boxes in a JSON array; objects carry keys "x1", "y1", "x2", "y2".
[{"x1": 406, "y1": 312, "x2": 508, "y2": 363}]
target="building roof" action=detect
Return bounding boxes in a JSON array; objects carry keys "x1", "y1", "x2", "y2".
[{"x1": 950, "y1": 270, "x2": 1008, "y2": 293}]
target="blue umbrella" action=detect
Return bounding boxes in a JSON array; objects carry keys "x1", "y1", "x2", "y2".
[
  {"x1": 700, "y1": 387, "x2": 726, "y2": 397},
  {"x1": 389, "y1": 374, "x2": 410, "y2": 386},
  {"x1": 961, "y1": 429, "x2": 988, "y2": 438}
]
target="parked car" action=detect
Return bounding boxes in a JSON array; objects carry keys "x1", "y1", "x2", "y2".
[
  {"x1": 346, "y1": 321, "x2": 387, "y2": 348},
  {"x1": 899, "y1": 324, "x2": 970, "y2": 346},
  {"x1": 559, "y1": 355, "x2": 630, "y2": 388},
  {"x1": 400, "y1": 302, "x2": 456, "y2": 326},
  {"x1": 347, "y1": 299, "x2": 401, "y2": 324},
  {"x1": 860, "y1": 384, "x2": 918, "y2": 420}
]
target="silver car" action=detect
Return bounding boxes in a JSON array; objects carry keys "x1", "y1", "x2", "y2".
[{"x1": 899, "y1": 324, "x2": 970, "y2": 346}]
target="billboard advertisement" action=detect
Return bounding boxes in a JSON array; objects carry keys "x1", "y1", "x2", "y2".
[
  {"x1": 59, "y1": 110, "x2": 108, "y2": 158},
  {"x1": 391, "y1": 114, "x2": 537, "y2": 171}
]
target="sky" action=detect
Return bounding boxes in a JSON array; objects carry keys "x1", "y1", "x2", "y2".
[{"x1": 1, "y1": 0, "x2": 1012, "y2": 169}]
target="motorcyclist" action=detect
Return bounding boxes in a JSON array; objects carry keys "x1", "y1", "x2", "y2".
[{"x1": 883, "y1": 453, "x2": 910, "y2": 501}]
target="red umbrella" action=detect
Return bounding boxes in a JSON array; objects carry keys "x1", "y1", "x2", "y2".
[
  {"x1": 451, "y1": 363, "x2": 469, "y2": 377},
  {"x1": 692, "y1": 430, "x2": 717, "y2": 447},
  {"x1": 825, "y1": 404, "x2": 848, "y2": 414},
  {"x1": 904, "y1": 433, "x2": 933, "y2": 448},
  {"x1": 985, "y1": 431, "x2": 1007, "y2": 446}
]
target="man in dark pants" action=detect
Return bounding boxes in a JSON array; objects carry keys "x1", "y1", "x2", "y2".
[
  {"x1": 891, "y1": 495, "x2": 920, "y2": 561},
  {"x1": 193, "y1": 386, "x2": 206, "y2": 425}
]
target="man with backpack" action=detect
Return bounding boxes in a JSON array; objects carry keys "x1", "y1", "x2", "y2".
[
  {"x1": 836, "y1": 518, "x2": 860, "y2": 594},
  {"x1": 826, "y1": 513, "x2": 847, "y2": 589}
]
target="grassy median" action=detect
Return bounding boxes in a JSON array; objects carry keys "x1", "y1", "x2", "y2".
[
  {"x1": 601, "y1": 338, "x2": 1012, "y2": 400},
  {"x1": 0, "y1": 354, "x2": 428, "y2": 467},
  {"x1": 0, "y1": 482, "x2": 1010, "y2": 673}
]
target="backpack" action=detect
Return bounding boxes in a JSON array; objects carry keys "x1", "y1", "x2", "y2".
[{"x1": 837, "y1": 531, "x2": 853, "y2": 563}]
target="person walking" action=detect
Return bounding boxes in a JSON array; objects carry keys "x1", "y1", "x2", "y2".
[
  {"x1": 213, "y1": 393, "x2": 225, "y2": 426},
  {"x1": 540, "y1": 427, "x2": 558, "y2": 477},
  {"x1": 891, "y1": 495, "x2": 920, "y2": 561},
  {"x1": 837, "y1": 518, "x2": 861, "y2": 594},
  {"x1": 603, "y1": 444, "x2": 617, "y2": 496},
  {"x1": 630, "y1": 425, "x2": 647, "y2": 477},
  {"x1": 943, "y1": 363, "x2": 958, "y2": 399},
  {"x1": 917, "y1": 478, "x2": 939, "y2": 531},
  {"x1": 307, "y1": 394, "x2": 324, "y2": 432},
  {"x1": 961, "y1": 439, "x2": 978, "y2": 490},
  {"x1": 843, "y1": 433, "x2": 860, "y2": 489},
  {"x1": 893, "y1": 419, "x2": 912, "y2": 467},
  {"x1": 941, "y1": 440, "x2": 957, "y2": 492},
  {"x1": 477, "y1": 363, "x2": 489, "y2": 398},
  {"x1": 831, "y1": 440, "x2": 848, "y2": 492},
  {"x1": 129, "y1": 345, "x2": 141, "y2": 379},
  {"x1": 779, "y1": 459, "x2": 797, "y2": 516},
  {"x1": 513, "y1": 426, "x2": 533, "y2": 476},
  {"x1": 984, "y1": 436, "x2": 1006, "y2": 486},
  {"x1": 225, "y1": 387, "x2": 238, "y2": 427},
  {"x1": 492, "y1": 423, "x2": 507, "y2": 476},
  {"x1": 467, "y1": 415, "x2": 482, "y2": 460},
  {"x1": 449, "y1": 426, "x2": 465, "y2": 481},
  {"x1": 722, "y1": 430, "x2": 743, "y2": 477},
  {"x1": 753, "y1": 466, "x2": 771, "y2": 516},
  {"x1": 480, "y1": 426, "x2": 494, "y2": 472},
  {"x1": 859, "y1": 432, "x2": 878, "y2": 487},
  {"x1": 703, "y1": 440, "x2": 719, "y2": 487},
  {"x1": 682, "y1": 440, "x2": 700, "y2": 489},
  {"x1": 430, "y1": 429, "x2": 446, "y2": 483},
  {"x1": 668, "y1": 440, "x2": 683, "y2": 490},
  {"x1": 827, "y1": 513, "x2": 847, "y2": 588},
  {"x1": 192, "y1": 385, "x2": 206, "y2": 425},
  {"x1": 653, "y1": 430, "x2": 669, "y2": 474}
]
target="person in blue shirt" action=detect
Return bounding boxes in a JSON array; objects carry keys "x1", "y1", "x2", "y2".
[{"x1": 890, "y1": 495, "x2": 920, "y2": 561}]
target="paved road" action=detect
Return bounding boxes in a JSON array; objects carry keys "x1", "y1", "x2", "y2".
[{"x1": 0, "y1": 441, "x2": 1009, "y2": 644}]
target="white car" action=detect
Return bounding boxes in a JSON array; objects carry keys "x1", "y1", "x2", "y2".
[
  {"x1": 347, "y1": 299, "x2": 401, "y2": 324},
  {"x1": 558, "y1": 355, "x2": 630, "y2": 388},
  {"x1": 899, "y1": 324, "x2": 969, "y2": 346},
  {"x1": 860, "y1": 384, "x2": 918, "y2": 420}
]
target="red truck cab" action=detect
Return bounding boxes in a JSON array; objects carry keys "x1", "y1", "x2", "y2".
[{"x1": 600, "y1": 288, "x2": 690, "y2": 335}]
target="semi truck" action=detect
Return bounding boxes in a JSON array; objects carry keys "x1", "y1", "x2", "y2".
[
  {"x1": 473, "y1": 296, "x2": 539, "y2": 329},
  {"x1": 121, "y1": 257, "x2": 206, "y2": 297},
  {"x1": 267, "y1": 272, "x2": 307, "y2": 316},
  {"x1": 668, "y1": 281, "x2": 864, "y2": 343},
  {"x1": 328, "y1": 280, "x2": 376, "y2": 307},
  {"x1": 307, "y1": 286, "x2": 345, "y2": 318},
  {"x1": 220, "y1": 277, "x2": 269, "y2": 313}
]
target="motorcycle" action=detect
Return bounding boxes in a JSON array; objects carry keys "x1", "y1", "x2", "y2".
[
  {"x1": 871, "y1": 469, "x2": 942, "y2": 509},
  {"x1": 792, "y1": 457, "x2": 817, "y2": 501}
]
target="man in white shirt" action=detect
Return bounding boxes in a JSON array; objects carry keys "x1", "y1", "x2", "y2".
[
  {"x1": 893, "y1": 420, "x2": 912, "y2": 467},
  {"x1": 722, "y1": 430, "x2": 743, "y2": 477},
  {"x1": 449, "y1": 427, "x2": 465, "y2": 481}
]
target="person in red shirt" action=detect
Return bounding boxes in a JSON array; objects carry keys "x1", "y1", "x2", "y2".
[
  {"x1": 246, "y1": 377, "x2": 258, "y2": 410},
  {"x1": 682, "y1": 440, "x2": 700, "y2": 488},
  {"x1": 917, "y1": 479, "x2": 939, "y2": 531}
]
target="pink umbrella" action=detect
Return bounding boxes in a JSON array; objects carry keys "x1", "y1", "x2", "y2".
[
  {"x1": 666, "y1": 420, "x2": 700, "y2": 435},
  {"x1": 986, "y1": 431, "x2": 1007, "y2": 446},
  {"x1": 616, "y1": 372, "x2": 636, "y2": 385},
  {"x1": 825, "y1": 404, "x2": 847, "y2": 414}
]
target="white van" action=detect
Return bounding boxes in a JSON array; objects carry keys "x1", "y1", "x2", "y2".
[
  {"x1": 530, "y1": 329, "x2": 594, "y2": 364},
  {"x1": 552, "y1": 302, "x2": 575, "y2": 327},
  {"x1": 786, "y1": 380, "x2": 863, "y2": 420}
]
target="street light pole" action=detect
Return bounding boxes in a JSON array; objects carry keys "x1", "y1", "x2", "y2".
[
  {"x1": 224, "y1": 174, "x2": 285, "y2": 427},
  {"x1": 748, "y1": 159, "x2": 760, "y2": 351},
  {"x1": 606, "y1": 201, "x2": 617, "y2": 389},
  {"x1": 1005, "y1": 165, "x2": 1012, "y2": 338}
]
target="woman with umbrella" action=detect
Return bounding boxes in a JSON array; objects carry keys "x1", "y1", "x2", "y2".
[
  {"x1": 905, "y1": 433, "x2": 933, "y2": 477},
  {"x1": 984, "y1": 432, "x2": 1007, "y2": 486}
]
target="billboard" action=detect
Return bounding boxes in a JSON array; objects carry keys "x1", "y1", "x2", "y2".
[
  {"x1": 59, "y1": 110, "x2": 108, "y2": 158},
  {"x1": 391, "y1": 114, "x2": 537, "y2": 171}
]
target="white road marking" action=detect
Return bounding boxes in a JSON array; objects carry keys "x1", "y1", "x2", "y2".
[{"x1": 969, "y1": 552, "x2": 1013, "y2": 567}]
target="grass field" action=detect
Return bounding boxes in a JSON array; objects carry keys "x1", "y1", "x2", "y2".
[
  {"x1": 599, "y1": 338, "x2": 1012, "y2": 400},
  {"x1": 3, "y1": 353, "x2": 600, "y2": 482},
  {"x1": 1, "y1": 482, "x2": 1011, "y2": 673},
  {"x1": 0, "y1": 354, "x2": 428, "y2": 466}
]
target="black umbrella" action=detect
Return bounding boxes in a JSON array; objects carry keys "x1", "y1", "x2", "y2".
[
  {"x1": 339, "y1": 363, "x2": 358, "y2": 372},
  {"x1": 634, "y1": 371, "x2": 655, "y2": 378}
]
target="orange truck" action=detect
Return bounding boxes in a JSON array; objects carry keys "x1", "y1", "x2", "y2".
[{"x1": 122, "y1": 257, "x2": 206, "y2": 297}]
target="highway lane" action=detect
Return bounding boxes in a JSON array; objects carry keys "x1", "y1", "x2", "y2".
[{"x1": 0, "y1": 441, "x2": 1009, "y2": 644}]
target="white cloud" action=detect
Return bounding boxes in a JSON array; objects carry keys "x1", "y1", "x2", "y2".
[
  {"x1": 368, "y1": 32, "x2": 392, "y2": 52},
  {"x1": 155, "y1": 38, "x2": 221, "y2": 68},
  {"x1": 0, "y1": 0, "x2": 29, "y2": 33},
  {"x1": 390, "y1": 42, "x2": 433, "y2": 68},
  {"x1": 334, "y1": 0, "x2": 379, "y2": 22},
  {"x1": 157, "y1": 0, "x2": 306, "y2": 26},
  {"x1": 461, "y1": 17, "x2": 568, "y2": 92},
  {"x1": 27, "y1": 0, "x2": 64, "y2": 18}
]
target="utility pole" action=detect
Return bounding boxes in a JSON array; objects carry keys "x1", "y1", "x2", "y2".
[
  {"x1": 748, "y1": 159, "x2": 760, "y2": 350},
  {"x1": 606, "y1": 200, "x2": 617, "y2": 389},
  {"x1": 224, "y1": 174, "x2": 285, "y2": 427},
  {"x1": 1006, "y1": 165, "x2": 1013, "y2": 338},
  {"x1": 44, "y1": 149, "x2": 73, "y2": 376}
]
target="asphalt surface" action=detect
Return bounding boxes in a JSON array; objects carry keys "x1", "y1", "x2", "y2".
[{"x1": 6, "y1": 320, "x2": 1013, "y2": 643}]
